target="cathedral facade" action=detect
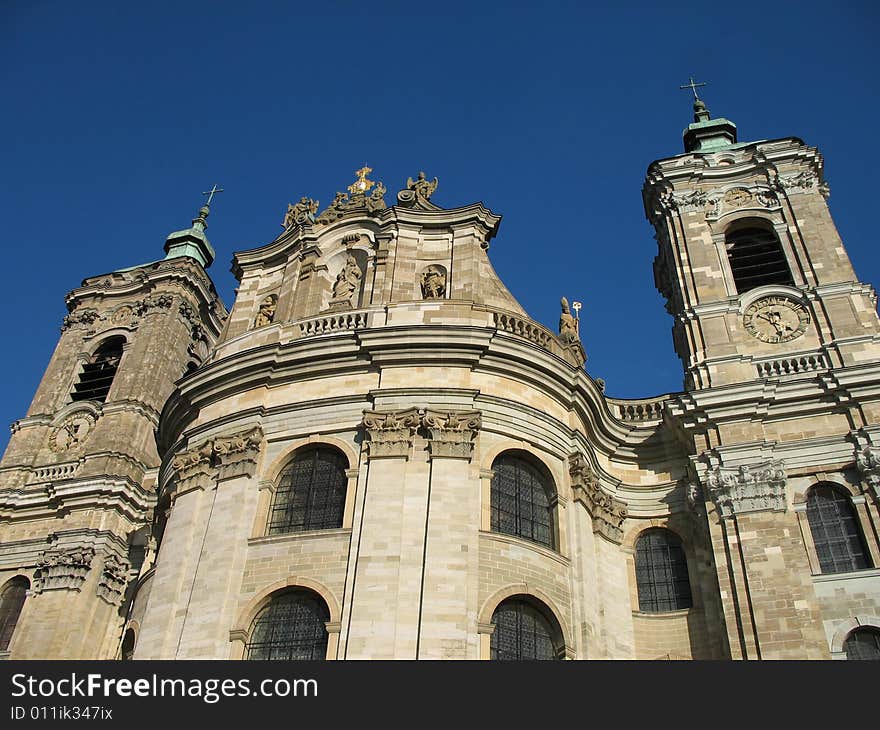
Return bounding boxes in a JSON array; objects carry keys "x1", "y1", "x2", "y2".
[{"x1": 2, "y1": 102, "x2": 880, "y2": 660}]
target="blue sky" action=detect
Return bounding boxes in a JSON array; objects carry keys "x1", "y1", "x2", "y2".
[{"x1": 1, "y1": 1, "x2": 878, "y2": 455}]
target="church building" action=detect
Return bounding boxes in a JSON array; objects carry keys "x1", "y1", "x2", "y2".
[{"x1": 1, "y1": 97, "x2": 879, "y2": 660}]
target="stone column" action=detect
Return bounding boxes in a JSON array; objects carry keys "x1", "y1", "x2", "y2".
[
  {"x1": 135, "y1": 427, "x2": 262, "y2": 659},
  {"x1": 417, "y1": 410, "x2": 481, "y2": 659},
  {"x1": 702, "y1": 460, "x2": 829, "y2": 659},
  {"x1": 343, "y1": 409, "x2": 426, "y2": 658}
]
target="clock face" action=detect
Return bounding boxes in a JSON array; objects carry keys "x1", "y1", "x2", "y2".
[
  {"x1": 743, "y1": 296, "x2": 809, "y2": 343},
  {"x1": 49, "y1": 413, "x2": 95, "y2": 453}
]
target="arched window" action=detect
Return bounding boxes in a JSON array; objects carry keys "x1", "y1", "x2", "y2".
[
  {"x1": 725, "y1": 224, "x2": 793, "y2": 293},
  {"x1": 0, "y1": 576, "x2": 29, "y2": 652},
  {"x1": 635, "y1": 528, "x2": 693, "y2": 612},
  {"x1": 71, "y1": 336, "x2": 124, "y2": 403},
  {"x1": 490, "y1": 596, "x2": 563, "y2": 660},
  {"x1": 267, "y1": 446, "x2": 347, "y2": 535},
  {"x1": 806, "y1": 484, "x2": 871, "y2": 574},
  {"x1": 120, "y1": 628, "x2": 136, "y2": 661},
  {"x1": 245, "y1": 589, "x2": 329, "y2": 660},
  {"x1": 843, "y1": 627, "x2": 880, "y2": 660},
  {"x1": 490, "y1": 454, "x2": 555, "y2": 549}
]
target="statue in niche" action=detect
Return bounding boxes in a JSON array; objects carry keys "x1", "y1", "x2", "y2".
[
  {"x1": 559, "y1": 297, "x2": 579, "y2": 343},
  {"x1": 420, "y1": 266, "x2": 446, "y2": 299},
  {"x1": 407, "y1": 171, "x2": 438, "y2": 203},
  {"x1": 282, "y1": 196, "x2": 319, "y2": 229},
  {"x1": 332, "y1": 255, "x2": 362, "y2": 301},
  {"x1": 254, "y1": 295, "x2": 277, "y2": 328}
]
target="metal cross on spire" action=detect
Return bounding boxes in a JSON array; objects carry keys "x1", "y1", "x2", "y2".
[
  {"x1": 201, "y1": 184, "x2": 224, "y2": 207},
  {"x1": 679, "y1": 76, "x2": 707, "y2": 101}
]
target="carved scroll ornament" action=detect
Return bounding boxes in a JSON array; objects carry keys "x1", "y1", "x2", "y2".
[
  {"x1": 704, "y1": 460, "x2": 787, "y2": 518},
  {"x1": 569, "y1": 453, "x2": 627, "y2": 543}
]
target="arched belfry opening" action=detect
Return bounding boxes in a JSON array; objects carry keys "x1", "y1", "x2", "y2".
[
  {"x1": 71, "y1": 335, "x2": 125, "y2": 403},
  {"x1": 725, "y1": 222, "x2": 794, "y2": 294}
]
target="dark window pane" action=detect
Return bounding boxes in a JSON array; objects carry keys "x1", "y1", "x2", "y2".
[
  {"x1": 71, "y1": 337, "x2": 124, "y2": 403},
  {"x1": 267, "y1": 448, "x2": 347, "y2": 534},
  {"x1": 844, "y1": 628, "x2": 880, "y2": 660},
  {"x1": 490, "y1": 455, "x2": 554, "y2": 549},
  {"x1": 726, "y1": 227, "x2": 793, "y2": 294},
  {"x1": 806, "y1": 485, "x2": 871, "y2": 574},
  {"x1": 246, "y1": 590, "x2": 329, "y2": 661},
  {"x1": 490, "y1": 599, "x2": 559, "y2": 660},
  {"x1": 635, "y1": 529, "x2": 692, "y2": 612},
  {"x1": 0, "y1": 577, "x2": 29, "y2": 652}
]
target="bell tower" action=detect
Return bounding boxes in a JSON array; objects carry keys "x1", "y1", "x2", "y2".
[
  {"x1": 644, "y1": 94, "x2": 880, "y2": 390},
  {"x1": 0, "y1": 199, "x2": 226, "y2": 659}
]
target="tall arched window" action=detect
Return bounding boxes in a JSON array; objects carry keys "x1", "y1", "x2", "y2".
[
  {"x1": 120, "y1": 628, "x2": 136, "y2": 661},
  {"x1": 725, "y1": 224, "x2": 794, "y2": 293},
  {"x1": 0, "y1": 576, "x2": 29, "y2": 652},
  {"x1": 635, "y1": 528, "x2": 693, "y2": 612},
  {"x1": 806, "y1": 484, "x2": 871, "y2": 574},
  {"x1": 71, "y1": 336, "x2": 124, "y2": 403},
  {"x1": 267, "y1": 446, "x2": 347, "y2": 535},
  {"x1": 245, "y1": 589, "x2": 329, "y2": 660},
  {"x1": 843, "y1": 627, "x2": 880, "y2": 660},
  {"x1": 490, "y1": 596, "x2": 562, "y2": 660},
  {"x1": 490, "y1": 454, "x2": 555, "y2": 549}
]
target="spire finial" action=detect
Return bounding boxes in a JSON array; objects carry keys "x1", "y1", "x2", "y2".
[
  {"x1": 679, "y1": 76, "x2": 707, "y2": 101},
  {"x1": 193, "y1": 184, "x2": 223, "y2": 230},
  {"x1": 680, "y1": 77, "x2": 712, "y2": 123}
]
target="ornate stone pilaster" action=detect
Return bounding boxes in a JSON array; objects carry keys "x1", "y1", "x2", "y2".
[
  {"x1": 856, "y1": 446, "x2": 880, "y2": 499},
  {"x1": 96, "y1": 553, "x2": 130, "y2": 605},
  {"x1": 422, "y1": 409, "x2": 481, "y2": 460},
  {"x1": 704, "y1": 460, "x2": 787, "y2": 518},
  {"x1": 568, "y1": 453, "x2": 627, "y2": 543},
  {"x1": 33, "y1": 547, "x2": 95, "y2": 593},
  {"x1": 171, "y1": 426, "x2": 263, "y2": 496},
  {"x1": 362, "y1": 408, "x2": 420, "y2": 458},
  {"x1": 212, "y1": 427, "x2": 263, "y2": 481}
]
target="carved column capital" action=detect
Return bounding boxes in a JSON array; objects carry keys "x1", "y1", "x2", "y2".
[
  {"x1": 171, "y1": 426, "x2": 264, "y2": 497},
  {"x1": 568, "y1": 453, "x2": 627, "y2": 543},
  {"x1": 361, "y1": 408, "x2": 420, "y2": 459},
  {"x1": 856, "y1": 446, "x2": 880, "y2": 500},
  {"x1": 96, "y1": 552, "x2": 130, "y2": 605},
  {"x1": 704, "y1": 460, "x2": 787, "y2": 519},
  {"x1": 33, "y1": 547, "x2": 95, "y2": 593},
  {"x1": 423, "y1": 409, "x2": 481, "y2": 460}
]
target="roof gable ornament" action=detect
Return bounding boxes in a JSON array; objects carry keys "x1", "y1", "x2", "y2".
[
  {"x1": 315, "y1": 166, "x2": 388, "y2": 225},
  {"x1": 397, "y1": 171, "x2": 440, "y2": 210}
]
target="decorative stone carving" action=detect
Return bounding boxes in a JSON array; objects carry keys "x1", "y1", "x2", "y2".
[
  {"x1": 856, "y1": 446, "x2": 880, "y2": 499},
  {"x1": 96, "y1": 553, "x2": 130, "y2": 605},
  {"x1": 423, "y1": 409, "x2": 481, "y2": 459},
  {"x1": 254, "y1": 294, "x2": 278, "y2": 328},
  {"x1": 61, "y1": 309, "x2": 100, "y2": 331},
  {"x1": 316, "y1": 192, "x2": 350, "y2": 225},
  {"x1": 756, "y1": 189, "x2": 778, "y2": 207},
  {"x1": 362, "y1": 408, "x2": 420, "y2": 458},
  {"x1": 686, "y1": 482, "x2": 704, "y2": 514},
  {"x1": 171, "y1": 441, "x2": 215, "y2": 494},
  {"x1": 134, "y1": 293, "x2": 174, "y2": 317},
  {"x1": 315, "y1": 169, "x2": 388, "y2": 224},
  {"x1": 568, "y1": 453, "x2": 627, "y2": 543},
  {"x1": 420, "y1": 265, "x2": 447, "y2": 299},
  {"x1": 658, "y1": 189, "x2": 708, "y2": 214},
  {"x1": 171, "y1": 426, "x2": 264, "y2": 494},
  {"x1": 33, "y1": 547, "x2": 95, "y2": 593},
  {"x1": 366, "y1": 182, "x2": 387, "y2": 213},
  {"x1": 776, "y1": 171, "x2": 816, "y2": 191},
  {"x1": 212, "y1": 426, "x2": 263, "y2": 481},
  {"x1": 704, "y1": 460, "x2": 787, "y2": 518},
  {"x1": 282, "y1": 196, "x2": 319, "y2": 229},
  {"x1": 559, "y1": 297, "x2": 579, "y2": 344},
  {"x1": 329, "y1": 255, "x2": 362, "y2": 308}
]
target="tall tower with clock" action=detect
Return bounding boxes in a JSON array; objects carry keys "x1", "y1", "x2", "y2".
[
  {"x1": 0, "y1": 199, "x2": 226, "y2": 659},
  {"x1": 644, "y1": 90, "x2": 880, "y2": 659}
]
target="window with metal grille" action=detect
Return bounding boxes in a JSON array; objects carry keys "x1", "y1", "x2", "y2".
[
  {"x1": 245, "y1": 590, "x2": 329, "y2": 660},
  {"x1": 71, "y1": 336, "x2": 124, "y2": 403},
  {"x1": 843, "y1": 627, "x2": 880, "y2": 660},
  {"x1": 490, "y1": 597, "x2": 561, "y2": 660},
  {"x1": 490, "y1": 454, "x2": 554, "y2": 549},
  {"x1": 806, "y1": 484, "x2": 871, "y2": 574},
  {"x1": 0, "y1": 577, "x2": 29, "y2": 652},
  {"x1": 725, "y1": 226, "x2": 794, "y2": 293},
  {"x1": 635, "y1": 528, "x2": 693, "y2": 612},
  {"x1": 267, "y1": 447, "x2": 347, "y2": 535}
]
